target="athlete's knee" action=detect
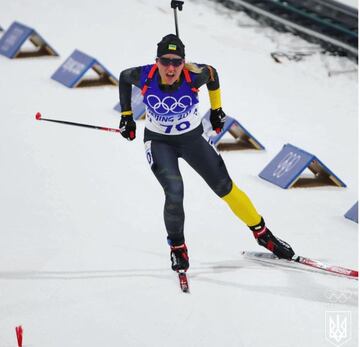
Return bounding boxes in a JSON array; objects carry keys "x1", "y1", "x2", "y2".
[
  {"x1": 215, "y1": 178, "x2": 233, "y2": 197},
  {"x1": 164, "y1": 179, "x2": 184, "y2": 204}
]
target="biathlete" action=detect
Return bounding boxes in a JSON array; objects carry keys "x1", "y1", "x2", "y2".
[{"x1": 118, "y1": 34, "x2": 295, "y2": 272}]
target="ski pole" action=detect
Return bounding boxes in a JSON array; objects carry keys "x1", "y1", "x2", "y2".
[
  {"x1": 171, "y1": 0, "x2": 184, "y2": 37},
  {"x1": 35, "y1": 112, "x2": 120, "y2": 133}
]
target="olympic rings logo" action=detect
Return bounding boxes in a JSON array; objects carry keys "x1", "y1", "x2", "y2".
[
  {"x1": 325, "y1": 289, "x2": 353, "y2": 304},
  {"x1": 146, "y1": 95, "x2": 193, "y2": 115},
  {"x1": 273, "y1": 152, "x2": 301, "y2": 178}
]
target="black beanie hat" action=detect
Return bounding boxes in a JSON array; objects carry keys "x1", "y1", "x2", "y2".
[{"x1": 157, "y1": 34, "x2": 185, "y2": 58}]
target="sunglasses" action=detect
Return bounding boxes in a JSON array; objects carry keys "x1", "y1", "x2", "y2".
[{"x1": 158, "y1": 57, "x2": 184, "y2": 67}]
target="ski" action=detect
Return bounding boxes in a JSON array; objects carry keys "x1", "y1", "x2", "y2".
[
  {"x1": 242, "y1": 251, "x2": 358, "y2": 280},
  {"x1": 178, "y1": 270, "x2": 190, "y2": 293},
  {"x1": 294, "y1": 255, "x2": 358, "y2": 279}
]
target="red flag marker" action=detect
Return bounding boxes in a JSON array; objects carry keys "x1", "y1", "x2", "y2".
[{"x1": 15, "y1": 326, "x2": 23, "y2": 347}]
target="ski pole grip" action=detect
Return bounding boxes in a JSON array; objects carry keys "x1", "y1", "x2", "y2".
[{"x1": 171, "y1": 0, "x2": 184, "y2": 10}]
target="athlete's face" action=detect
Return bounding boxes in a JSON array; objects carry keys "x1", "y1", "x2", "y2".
[{"x1": 156, "y1": 54, "x2": 185, "y2": 85}]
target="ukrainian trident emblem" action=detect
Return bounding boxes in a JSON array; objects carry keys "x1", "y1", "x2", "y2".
[{"x1": 325, "y1": 311, "x2": 352, "y2": 346}]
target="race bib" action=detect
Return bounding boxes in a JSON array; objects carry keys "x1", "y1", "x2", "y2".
[{"x1": 145, "y1": 102, "x2": 201, "y2": 135}]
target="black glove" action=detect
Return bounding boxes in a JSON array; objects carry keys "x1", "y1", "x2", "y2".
[
  {"x1": 210, "y1": 107, "x2": 226, "y2": 134},
  {"x1": 119, "y1": 115, "x2": 136, "y2": 141}
]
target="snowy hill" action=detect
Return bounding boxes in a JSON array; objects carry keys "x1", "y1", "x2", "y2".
[{"x1": 0, "y1": 0, "x2": 358, "y2": 346}]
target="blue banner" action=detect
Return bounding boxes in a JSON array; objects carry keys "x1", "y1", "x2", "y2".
[
  {"x1": 51, "y1": 50, "x2": 95, "y2": 88},
  {"x1": 51, "y1": 49, "x2": 117, "y2": 88},
  {"x1": 345, "y1": 202, "x2": 358, "y2": 223},
  {"x1": 202, "y1": 110, "x2": 265, "y2": 150},
  {"x1": 259, "y1": 144, "x2": 313, "y2": 188},
  {"x1": 0, "y1": 21, "x2": 58, "y2": 58},
  {"x1": 259, "y1": 143, "x2": 346, "y2": 189},
  {"x1": 0, "y1": 22, "x2": 34, "y2": 58}
]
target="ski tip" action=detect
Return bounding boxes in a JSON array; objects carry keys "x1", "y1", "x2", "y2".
[
  {"x1": 35, "y1": 112, "x2": 42, "y2": 120},
  {"x1": 180, "y1": 282, "x2": 190, "y2": 293}
]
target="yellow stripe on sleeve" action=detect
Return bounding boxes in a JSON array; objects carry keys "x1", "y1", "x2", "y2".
[
  {"x1": 121, "y1": 110, "x2": 133, "y2": 116},
  {"x1": 208, "y1": 88, "x2": 222, "y2": 110}
]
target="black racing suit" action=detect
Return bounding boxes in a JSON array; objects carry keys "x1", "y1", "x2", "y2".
[{"x1": 119, "y1": 65, "x2": 232, "y2": 246}]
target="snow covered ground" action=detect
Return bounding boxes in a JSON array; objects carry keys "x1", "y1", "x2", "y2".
[
  {"x1": 0, "y1": 0, "x2": 358, "y2": 346},
  {"x1": 338, "y1": 0, "x2": 358, "y2": 8}
]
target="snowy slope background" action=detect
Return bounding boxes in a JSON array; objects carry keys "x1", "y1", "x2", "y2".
[
  {"x1": 336, "y1": 0, "x2": 358, "y2": 6},
  {"x1": 0, "y1": 0, "x2": 358, "y2": 346}
]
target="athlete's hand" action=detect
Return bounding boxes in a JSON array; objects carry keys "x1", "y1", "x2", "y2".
[
  {"x1": 119, "y1": 115, "x2": 136, "y2": 141},
  {"x1": 210, "y1": 107, "x2": 226, "y2": 134}
]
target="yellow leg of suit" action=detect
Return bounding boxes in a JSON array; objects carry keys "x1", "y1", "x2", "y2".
[{"x1": 222, "y1": 182, "x2": 261, "y2": 227}]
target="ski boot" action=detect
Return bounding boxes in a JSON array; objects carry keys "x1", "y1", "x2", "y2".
[
  {"x1": 170, "y1": 243, "x2": 189, "y2": 272},
  {"x1": 249, "y1": 217, "x2": 295, "y2": 260}
]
